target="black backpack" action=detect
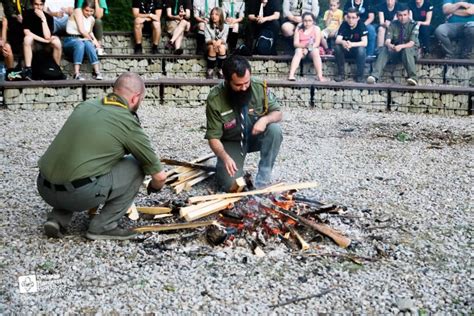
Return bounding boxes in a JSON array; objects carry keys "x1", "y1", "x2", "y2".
[
  {"x1": 32, "y1": 51, "x2": 66, "y2": 80},
  {"x1": 255, "y1": 29, "x2": 274, "y2": 55}
]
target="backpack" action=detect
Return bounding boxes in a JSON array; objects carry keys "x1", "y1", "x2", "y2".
[
  {"x1": 255, "y1": 29, "x2": 274, "y2": 55},
  {"x1": 32, "y1": 52, "x2": 66, "y2": 80}
]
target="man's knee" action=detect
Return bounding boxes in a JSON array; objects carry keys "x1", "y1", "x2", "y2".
[
  {"x1": 265, "y1": 123, "x2": 283, "y2": 139},
  {"x1": 435, "y1": 24, "x2": 449, "y2": 38},
  {"x1": 23, "y1": 35, "x2": 34, "y2": 47},
  {"x1": 51, "y1": 37, "x2": 61, "y2": 49}
]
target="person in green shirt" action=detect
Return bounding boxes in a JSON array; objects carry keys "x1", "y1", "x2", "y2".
[
  {"x1": 37, "y1": 72, "x2": 167, "y2": 240},
  {"x1": 205, "y1": 55, "x2": 283, "y2": 192}
]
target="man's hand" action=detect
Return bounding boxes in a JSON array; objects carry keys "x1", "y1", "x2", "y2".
[
  {"x1": 222, "y1": 155, "x2": 238, "y2": 177},
  {"x1": 146, "y1": 170, "x2": 167, "y2": 195},
  {"x1": 146, "y1": 181, "x2": 161, "y2": 195},
  {"x1": 35, "y1": 9, "x2": 46, "y2": 20},
  {"x1": 393, "y1": 44, "x2": 403, "y2": 52},
  {"x1": 257, "y1": 16, "x2": 266, "y2": 24},
  {"x1": 252, "y1": 117, "x2": 268, "y2": 135}
]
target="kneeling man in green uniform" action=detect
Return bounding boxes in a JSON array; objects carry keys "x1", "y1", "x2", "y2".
[
  {"x1": 205, "y1": 55, "x2": 283, "y2": 192},
  {"x1": 37, "y1": 72, "x2": 167, "y2": 240}
]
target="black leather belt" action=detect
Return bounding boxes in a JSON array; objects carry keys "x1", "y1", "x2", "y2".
[{"x1": 42, "y1": 176, "x2": 96, "y2": 191}]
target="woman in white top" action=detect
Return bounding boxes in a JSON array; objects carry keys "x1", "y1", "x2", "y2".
[
  {"x1": 63, "y1": 0, "x2": 102, "y2": 80},
  {"x1": 204, "y1": 7, "x2": 229, "y2": 79}
]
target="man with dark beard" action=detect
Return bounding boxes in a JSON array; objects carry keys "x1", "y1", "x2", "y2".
[
  {"x1": 205, "y1": 56, "x2": 283, "y2": 192},
  {"x1": 37, "y1": 72, "x2": 167, "y2": 240}
]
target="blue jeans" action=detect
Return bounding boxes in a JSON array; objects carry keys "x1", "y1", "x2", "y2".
[
  {"x1": 63, "y1": 37, "x2": 99, "y2": 65},
  {"x1": 366, "y1": 24, "x2": 376, "y2": 56},
  {"x1": 334, "y1": 45, "x2": 367, "y2": 79}
]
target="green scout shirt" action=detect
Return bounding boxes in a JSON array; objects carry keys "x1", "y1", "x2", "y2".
[
  {"x1": 205, "y1": 78, "x2": 280, "y2": 141},
  {"x1": 386, "y1": 20, "x2": 419, "y2": 47},
  {"x1": 38, "y1": 93, "x2": 162, "y2": 183}
]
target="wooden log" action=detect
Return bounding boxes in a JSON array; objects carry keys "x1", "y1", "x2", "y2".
[
  {"x1": 170, "y1": 170, "x2": 205, "y2": 187},
  {"x1": 136, "y1": 206, "x2": 172, "y2": 215},
  {"x1": 287, "y1": 225, "x2": 310, "y2": 251},
  {"x1": 184, "y1": 197, "x2": 241, "y2": 221},
  {"x1": 165, "y1": 153, "x2": 215, "y2": 177},
  {"x1": 180, "y1": 198, "x2": 227, "y2": 218},
  {"x1": 127, "y1": 203, "x2": 139, "y2": 220},
  {"x1": 187, "y1": 182, "x2": 317, "y2": 204},
  {"x1": 133, "y1": 220, "x2": 217, "y2": 233},
  {"x1": 161, "y1": 158, "x2": 216, "y2": 172},
  {"x1": 229, "y1": 177, "x2": 246, "y2": 193},
  {"x1": 184, "y1": 172, "x2": 215, "y2": 191}
]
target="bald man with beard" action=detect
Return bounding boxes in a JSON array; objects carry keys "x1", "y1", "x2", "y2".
[
  {"x1": 205, "y1": 56, "x2": 283, "y2": 192},
  {"x1": 37, "y1": 72, "x2": 167, "y2": 240}
]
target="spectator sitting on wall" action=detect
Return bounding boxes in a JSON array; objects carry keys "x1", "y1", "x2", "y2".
[
  {"x1": 63, "y1": 0, "x2": 102, "y2": 80},
  {"x1": 74, "y1": 0, "x2": 108, "y2": 55},
  {"x1": 376, "y1": 0, "x2": 402, "y2": 52},
  {"x1": 434, "y1": 0, "x2": 473, "y2": 59},
  {"x1": 164, "y1": 0, "x2": 191, "y2": 55},
  {"x1": 22, "y1": 0, "x2": 62, "y2": 80},
  {"x1": 44, "y1": 0, "x2": 74, "y2": 35},
  {"x1": 344, "y1": 0, "x2": 377, "y2": 57},
  {"x1": 205, "y1": 7, "x2": 228, "y2": 79},
  {"x1": 132, "y1": 0, "x2": 163, "y2": 54},
  {"x1": 222, "y1": 0, "x2": 245, "y2": 53},
  {"x1": 367, "y1": 4, "x2": 419, "y2": 86},
  {"x1": 281, "y1": 0, "x2": 320, "y2": 53},
  {"x1": 408, "y1": 0, "x2": 433, "y2": 57},
  {"x1": 334, "y1": 7, "x2": 368, "y2": 82},
  {"x1": 193, "y1": 0, "x2": 219, "y2": 55},
  {"x1": 321, "y1": 0, "x2": 344, "y2": 54},
  {"x1": 246, "y1": 0, "x2": 281, "y2": 55}
]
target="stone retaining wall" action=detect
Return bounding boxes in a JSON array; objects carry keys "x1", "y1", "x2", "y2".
[
  {"x1": 391, "y1": 91, "x2": 471, "y2": 115},
  {"x1": 103, "y1": 34, "x2": 196, "y2": 55}
]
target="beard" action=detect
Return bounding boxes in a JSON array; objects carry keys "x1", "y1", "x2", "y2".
[{"x1": 225, "y1": 82, "x2": 252, "y2": 110}]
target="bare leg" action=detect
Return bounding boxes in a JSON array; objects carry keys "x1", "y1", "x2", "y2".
[
  {"x1": 51, "y1": 36, "x2": 62, "y2": 65},
  {"x1": 310, "y1": 49, "x2": 327, "y2": 81},
  {"x1": 288, "y1": 48, "x2": 304, "y2": 80}
]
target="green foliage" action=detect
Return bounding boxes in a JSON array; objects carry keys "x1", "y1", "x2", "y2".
[
  {"x1": 395, "y1": 131, "x2": 410, "y2": 142},
  {"x1": 103, "y1": 0, "x2": 134, "y2": 32}
]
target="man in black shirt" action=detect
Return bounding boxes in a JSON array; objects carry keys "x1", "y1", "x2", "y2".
[
  {"x1": 408, "y1": 0, "x2": 433, "y2": 55},
  {"x1": 164, "y1": 0, "x2": 191, "y2": 55},
  {"x1": 334, "y1": 8, "x2": 368, "y2": 82},
  {"x1": 132, "y1": 0, "x2": 163, "y2": 54},
  {"x1": 22, "y1": 0, "x2": 61, "y2": 80},
  {"x1": 344, "y1": 0, "x2": 376, "y2": 56},
  {"x1": 245, "y1": 0, "x2": 281, "y2": 55}
]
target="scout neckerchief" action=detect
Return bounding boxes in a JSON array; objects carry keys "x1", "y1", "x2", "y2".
[
  {"x1": 15, "y1": 0, "x2": 22, "y2": 15},
  {"x1": 230, "y1": 1, "x2": 234, "y2": 18},
  {"x1": 174, "y1": 0, "x2": 179, "y2": 15},
  {"x1": 103, "y1": 93, "x2": 141, "y2": 123},
  {"x1": 205, "y1": 0, "x2": 209, "y2": 18},
  {"x1": 353, "y1": 0, "x2": 365, "y2": 14}
]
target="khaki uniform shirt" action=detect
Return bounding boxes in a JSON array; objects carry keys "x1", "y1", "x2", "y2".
[
  {"x1": 39, "y1": 93, "x2": 163, "y2": 183},
  {"x1": 386, "y1": 20, "x2": 419, "y2": 47},
  {"x1": 205, "y1": 78, "x2": 280, "y2": 142}
]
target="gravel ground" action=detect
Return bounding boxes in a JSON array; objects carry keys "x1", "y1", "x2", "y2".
[{"x1": 0, "y1": 105, "x2": 472, "y2": 314}]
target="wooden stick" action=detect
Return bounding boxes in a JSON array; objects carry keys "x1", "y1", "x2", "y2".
[
  {"x1": 133, "y1": 220, "x2": 217, "y2": 233},
  {"x1": 180, "y1": 198, "x2": 227, "y2": 217},
  {"x1": 170, "y1": 170, "x2": 205, "y2": 187},
  {"x1": 287, "y1": 225, "x2": 310, "y2": 251},
  {"x1": 165, "y1": 153, "x2": 215, "y2": 177},
  {"x1": 187, "y1": 182, "x2": 317, "y2": 204},
  {"x1": 229, "y1": 177, "x2": 246, "y2": 193},
  {"x1": 184, "y1": 172, "x2": 216, "y2": 191},
  {"x1": 184, "y1": 197, "x2": 241, "y2": 221},
  {"x1": 136, "y1": 206, "x2": 172, "y2": 215},
  {"x1": 161, "y1": 158, "x2": 216, "y2": 172}
]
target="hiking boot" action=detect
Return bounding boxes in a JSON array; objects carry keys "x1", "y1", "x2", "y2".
[
  {"x1": 44, "y1": 220, "x2": 66, "y2": 238},
  {"x1": 73, "y1": 73, "x2": 85, "y2": 80},
  {"x1": 86, "y1": 228, "x2": 137, "y2": 241},
  {"x1": 217, "y1": 69, "x2": 224, "y2": 79},
  {"x1": 134, "y1": 44, "x2": 143, "y2": 55},
  {"x1": 93, "y1": 72, "x2": 103, "y2": 80},
  {"x1": 334, "y1": 74, "x2": 344, "y2": 82},
  {"x1": 23, "y1": 67, "x2": 33, "y2": 81},
  {"x1": 367, "y1": 75, "x2": 377, "y2": 84},
  {"x1": 151, "y1": 44, "x2": 159, "y2": 54},
  {"x1": 174, "y1": 48, "x2": 183, "y2": 55},
  {"x1": 407, "y1": 78, "x2": 417, "y2": 86},
  {"x1": 206, "y1": 68, "x2": 214, "y2": 79}
]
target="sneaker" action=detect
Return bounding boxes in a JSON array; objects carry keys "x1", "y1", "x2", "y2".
[
  {"x1": 73, "y1": 73, "x2": 85, "y2": 80},
  {"x1": 86, "y1": 227, "x2": 137, "y2": 240},
  {"x1": 151, "y1": 44, "x2": 159, "y2": 54},
  {"x1": 44, "y1": 220, "x2": 66, "y2": 238},
  {"x1": 93, "y1": 72, "x2": 103, "y2": 80},
  {"x1": 97, "y1": 47, "x2": 106, "y2": 56},
  {"x1": 23, "y1": 67, "x2": 33, "y2": 81},
  {"x1": 407, "y1": 78, "x2": 417, "y2": 86},
  {"x1": 217, "y1": 69, "x2": 224, "y2": 79},
  {"x1": 206, "y1": 68, "x2": 214, "y2": 79},
  {"x1": 334, "y1": 75, "x2": 344, "y2": 82},
  {"x1": 7, "y1": 70, "x2": 23, "y2": 81},
  {"x1": 134, "y1": 44, "x2": 143, "y2": 55},
  {"x1": 367, "y1": 75, "x2": 377, "y2": 84}
]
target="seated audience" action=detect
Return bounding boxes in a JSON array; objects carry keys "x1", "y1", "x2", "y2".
[
  {"x1": 321, "y1": 0, "x2": 343, "y2": 54},
  {"x1": 434, "y1": 0, "x2": 473, "y2": 59},
  {"x1": 193, "y1": 0, "x2": 219, "y2": 54},
  {"x1": 344, "y1": 0, "x2": 376, "y2": 57},
  {"x1": 22, "y1": 0, "x2": 62, "y2": 80},
  {"x1": 44, "y1": 0, "x2": 74, "y2": 35},
  {"x1": 132, "y1": 0, "x2": 163, "y2": 54},
  {"x1": 164, "y1": 0, "x2": 191, "y2": 55},
  {"x1": 367, "y1": 4, "x2": 419, "y2": 85},
  {"x1": 63, "y1": 0, "x2": 102, "y2": 80},
  {"x1": 221, "y1": 0, "x2": 245, "y2": 53},
  {"x1": 1, "y1": 18, "x2": 20, "y2": 80},
  {"x1": 288, "y1": 12, "x2": 327, "y2": 81},
  {"x1": 74, "y1": 0, "x2": 107, "y2": 55},
  {"x1": 281, "y1": 0, "x2": 320, "y2": 52},
  {"x1": 377, "y1": 0, "x2": 402, "y2": 51},
  {"x1": 334, "y1": 7, "x2": 367, "y2": 82},
  {"x1": 204, "y1": 7, "x2": 228, "y2": 79},
  {"x1": 408, "y1": 0, "x2": 433, "y2": 56},
  {"x1": 246, "y1": 0, "x2": 281, "y2": 55}
]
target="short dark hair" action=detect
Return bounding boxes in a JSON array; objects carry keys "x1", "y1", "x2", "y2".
[
  {"x1": 397, "y1": 3, "x2": 409, "y2": 13},
  {"x1": 222, "y1": 55, "x2": 251, "y2": 82},
  {"x1": 30, "y1": 0, "x2": 45, "y2": 4},
  {"x1": 346, "y1": 7, "x2": 360, "y2": 16}
]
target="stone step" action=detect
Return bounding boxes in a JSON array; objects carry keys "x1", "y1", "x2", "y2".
[
  {"x1": 2, "y1": 79, "x2": 473, "y2": 116},
  {"x1": 60, "y1": 54, "x2": 473, "y2": 87}
]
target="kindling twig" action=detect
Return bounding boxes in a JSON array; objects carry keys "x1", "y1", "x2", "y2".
[{"x1": 269, "y1": 288, "x2": 336, "y2": 308}]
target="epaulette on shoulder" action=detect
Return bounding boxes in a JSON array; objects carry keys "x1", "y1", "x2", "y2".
[{"x1": 207, "y1": 83, "x2": 224, "y2": 101}]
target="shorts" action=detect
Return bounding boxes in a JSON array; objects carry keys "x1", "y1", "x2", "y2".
[{"x1": 166, "y1": 19, "x2": 190, "y2": 34}]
